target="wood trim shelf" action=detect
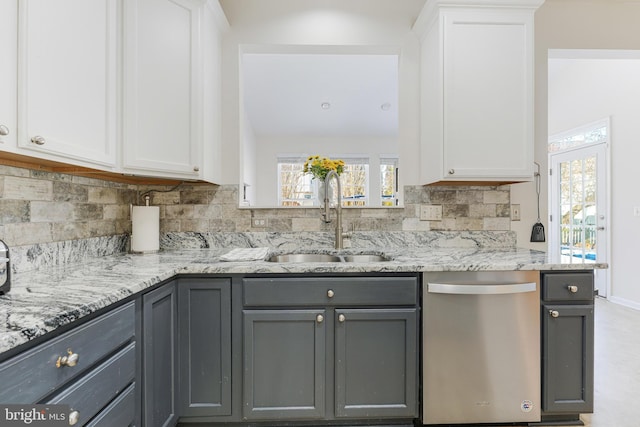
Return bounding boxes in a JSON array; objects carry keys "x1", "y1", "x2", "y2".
[{"x1": 0, "y1": 151, "x2": 204, "y2": 186}]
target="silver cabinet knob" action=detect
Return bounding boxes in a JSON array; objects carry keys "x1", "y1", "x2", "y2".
[
  {"x1": 338, "y1": 314, "x2": 346, "y2": 323},
  {"x1": 549, "y1": 310, "x2": 559, "y2": 318},
  {"x1": 0, "y1": 125, "x2": 9, "y2": 136},
  {"x1": 448, "y1": 169, "x2": 455, "y2": 175},
  {"x1": 567, "y1": 285, "x2": 578, "y2": 293},
  {"x1": 193, "y1": 166, "x2": 200, "y2": 172},
  {"x1": 56, "y1": 349, "x2": 79, "y2": 368},
  {"x1": 68, "y1": 410, "x2": 80, "y2": 425},
  {"x1": 316, "y1": 314, "x2": 324, "y2": 323},
  {"x1": 327, "y1": 289, "x2": 335, "y2": 298},
  {"x1": 31, "y1": 135, "x2": 46, "y2": 145}
]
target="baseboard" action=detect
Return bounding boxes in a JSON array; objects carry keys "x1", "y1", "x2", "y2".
[{"x1": 608, "y1": 295, "x2": 640, "y2": 311}]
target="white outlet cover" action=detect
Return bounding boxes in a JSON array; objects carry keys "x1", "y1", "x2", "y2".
[
  {"x1": 420, "y1": 205, "x2": 442, "y2": 221},
  {"x1": 511, "y1": 204, "x2": 521, "y2": 221}
]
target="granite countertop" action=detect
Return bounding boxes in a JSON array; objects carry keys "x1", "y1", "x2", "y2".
[{"x1": 0, "y1": 246, "x2": 606, "y2": 356}]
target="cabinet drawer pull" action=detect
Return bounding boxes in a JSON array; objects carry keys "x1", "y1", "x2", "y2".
[
  {"x1": 549, "y1": 310, "x2": 559, "y2": 318},
  {"x1": 316, "y1": 314, "x2": 324, "y2": 323},
  {"x1": 31, "y1": 135, "x2": 46, "y2": 145},
  {"x1": 0, "y1": 125, "x2": 9, "y2": 136},
  {"x1": 338, "y1": 314, "x2": 346, "y2": 323},
  {"x1": 448, "y1": 168, "x2": 455, "y2": 175},
  {"x1": 568, "y1": 285, "x2": 578, "y2": 293},
  {"x1": 56, "y1": 349, "x2": 79, "y2": 368},
  {"x1": 327, "y1": 289, "x2": 335, "y2": 298},
  {"x1": 69, "y1": 410, "x2": 80, "y2": 425}
]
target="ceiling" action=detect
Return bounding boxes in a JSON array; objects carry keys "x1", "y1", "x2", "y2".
[
  {"x1": 242, "y1": 53, "x2": 399, "y2": 137},
  {"x1": 220, "y1": 0, "x2": 427, "y2": 138}
]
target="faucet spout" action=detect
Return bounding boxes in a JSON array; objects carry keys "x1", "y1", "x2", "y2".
[{"x1": 322, "y1": 170, "x2": 345, "y2": 249}]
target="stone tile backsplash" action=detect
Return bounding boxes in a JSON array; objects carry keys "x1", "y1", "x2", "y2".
[{"x1": 0, "y1": 163, "x2": 512, "y2": 249}]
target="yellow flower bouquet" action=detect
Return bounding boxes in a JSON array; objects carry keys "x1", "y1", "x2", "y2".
[{"x1": 303, "y1": 155, "x2": 345, "y2": 180}]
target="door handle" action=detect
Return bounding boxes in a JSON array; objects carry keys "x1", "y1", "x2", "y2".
[{"x1": 428, "y1": 282, "x2": 536, "y2": 295}]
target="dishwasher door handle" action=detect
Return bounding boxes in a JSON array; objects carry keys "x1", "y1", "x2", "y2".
[{"x1": 427, "y1": 282, "x2": 536, "y2": 295}]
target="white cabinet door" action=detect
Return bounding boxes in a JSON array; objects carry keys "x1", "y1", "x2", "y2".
[
  {"x1": 0, "y1": 0, "x2": 18, "y2": 151},
  {"x1": 123, "y1": 0, "x2": 204, "y2": 179},
  {"x1": 418, "y1": 3, "x2": 541, "y2": 184},
  {"x1": 17, "y1": 0, "x2": 117, "y2": 168}
]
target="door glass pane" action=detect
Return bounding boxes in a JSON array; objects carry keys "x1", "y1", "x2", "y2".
[{"x1": 559, "y1": 155, "x2": 597, "y2": 264}]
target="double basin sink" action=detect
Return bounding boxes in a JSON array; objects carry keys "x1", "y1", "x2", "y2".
[{"x1": 267, "y1": 253, "x2": 389, "y2": 263}]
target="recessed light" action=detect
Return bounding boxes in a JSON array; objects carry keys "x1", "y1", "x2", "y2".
[
  {"x1": 381, "y1": 102, "x2": 391, "y2": 111},
  {"x1": 321, "y1": 102, "x2": 331, "y2": 110}
]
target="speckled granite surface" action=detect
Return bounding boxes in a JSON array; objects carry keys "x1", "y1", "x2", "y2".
[{"x1": 0, "y1": 231, "x2": 606, "y2": 356}]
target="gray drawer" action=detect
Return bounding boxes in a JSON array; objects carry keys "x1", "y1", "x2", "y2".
[
  {"x1": 243, "y1": 276, "x2": 418, "y2": 307},
  {"x1": 543, "y1": 272, "x2": 594, "y2": 301},
  {"x1": 48, "y1": 343, "x2": 136, "y2": 426},
  {"x1": 86, "y1": 382, "x2": 135, "y2": 427},
  {"x1": 0, "y1": 301, "x2": 135, "y2": 404}
]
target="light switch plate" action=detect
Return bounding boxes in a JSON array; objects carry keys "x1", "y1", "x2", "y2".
[
  {"x1": 511, "y1": 204, "x2": 521, "y2": 221},
  {"x1": 420, "y1": 205, "x2": 442, "y2": 221}
]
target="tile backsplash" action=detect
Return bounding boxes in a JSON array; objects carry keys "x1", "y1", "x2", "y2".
[
  {"x1": 0, "y1": 165, "x2": 137, "y2": 246},
  {"x1": 0, "y1": 164, "x2": 511, "y2": 248}
]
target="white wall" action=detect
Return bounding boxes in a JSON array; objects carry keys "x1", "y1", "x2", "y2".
[
  {"x1": 253, "y1": 135, "x2": 396, "y2": 206},
  {"x1": 219, "y1": 0, "x2": 422, "y2": 191},
  {"x1": 548, "y1": 57, "x2": 640, "y2": 308},
  {"x1": 509, "y1": 0, "x2": 640, "y2": 308}
]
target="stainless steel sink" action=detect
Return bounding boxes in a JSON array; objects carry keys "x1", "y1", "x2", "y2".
[
  {"x1": 267, "y1": 254, "x2": 342, "y2": 263},
  {"x1": 266, "y1": 253, "x2": 389, "y2": 263},
  {"x1": 342, "y1": 254, "x2": 388, "y2": 262}
]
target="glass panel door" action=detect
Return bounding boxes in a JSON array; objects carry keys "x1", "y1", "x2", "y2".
[{"x1": 550, "y1": 143, "x2": 608, "y2": 296}]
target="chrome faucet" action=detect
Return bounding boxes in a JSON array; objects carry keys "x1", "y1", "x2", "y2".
[{"x1": 322, "y1": 170, "x2": 350, "y2": 249}]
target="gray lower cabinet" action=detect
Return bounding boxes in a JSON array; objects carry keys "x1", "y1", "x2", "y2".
[
  {"x1": 241, "y1": 275, "x2": 419, "y2": 422},
  {"x1": 243, "y1": 309, "x2": 327, "y2": 420},
  {"x1": 541, "y1": 271, "x2": 595, "y2": 419},
  {"x1": 142, "y1": 282, "x2": 179, "y2": 427},
  {"x1": 178, "y1": 277, "x2": 232, "y2": 418},
  {"x1": 334, "y1": 308, "x2": 417, "y2": 418},
  {"x1": 0, "y1": 301, "x2": 136, "y2": 426}
]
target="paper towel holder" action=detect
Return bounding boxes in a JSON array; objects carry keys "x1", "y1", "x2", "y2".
[{"x1": 130, "y1": 195, "x2": 160, "y2": 254}]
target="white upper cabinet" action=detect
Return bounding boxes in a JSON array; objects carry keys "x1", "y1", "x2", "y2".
[
  {"x1": 16, "y1": 0, "x2": 118, "y2": 168},
  {"x1": 0, "y1": 0, "x2": 17, "y2": 151},
  {"x1": 123, "y1": 0, "x2": 226, "y2": 181},
  {"x1": 416, "y1": 0, "x2": 543, "y2": 184}
]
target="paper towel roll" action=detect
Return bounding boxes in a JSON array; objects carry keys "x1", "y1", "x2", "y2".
[{"x1": 131, "y1": 206, "x2": 160, "y2": 253}]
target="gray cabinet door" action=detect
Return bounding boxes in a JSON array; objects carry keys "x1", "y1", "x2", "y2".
[
  {"x1": 334, "y1": 308, "x2": 418, "y2": 418},
  {"x1": 542, "y1": 304, "x2": 594, "y2": 413},
  {"x1": 243, "y1": 309, "x2": 326, "y2": 420},
  {"x1": 178, "y1": 277, "x2": 232, "y2": 417},
  {"x1": 143, "y1": 282, "x2": 178, "y2": 427}
]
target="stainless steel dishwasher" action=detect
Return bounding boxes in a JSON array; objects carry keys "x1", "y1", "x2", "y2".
[{"x1": 422, "y1": 271, "x2": 540, "y2": 425}]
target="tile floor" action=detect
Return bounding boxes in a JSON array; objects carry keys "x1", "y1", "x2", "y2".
[{"x1": 568, "y1": 297, "x2": 640, "y2": 427}]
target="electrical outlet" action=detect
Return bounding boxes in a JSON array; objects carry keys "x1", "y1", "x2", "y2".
[
  {"x1": 511, "y1": 204, "x2": 521, "y2": 221},
  {"x1": 420, "y1": 205, "x2": 442, "y2": 221},
  {"x1": 251, "y1": 218, "x2": 268, "y2": 228}
]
